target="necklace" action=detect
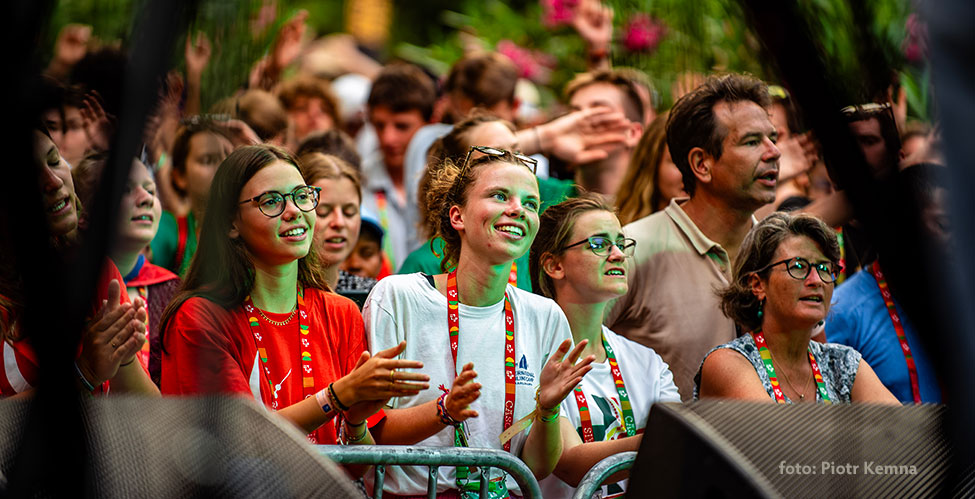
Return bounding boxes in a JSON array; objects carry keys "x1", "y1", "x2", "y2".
[
  {"x1": 769, "y1": 349, "x2": 809, "y2": 401},
  {"x1": 255, "y1": 301, "x2": 298, "y2": 326},
  {"x1": 751, "y1": 330, "x2": 831, "y2": 404}
]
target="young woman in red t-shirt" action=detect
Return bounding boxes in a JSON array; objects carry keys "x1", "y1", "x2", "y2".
[
  {"x1": 1, "y1": 128, "x2": 158, "y2": 398},
  {"x1": 159, "y1": 144, "x2": 428, "y2": 445}
]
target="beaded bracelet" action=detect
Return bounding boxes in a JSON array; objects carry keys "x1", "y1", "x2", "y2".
[
  {"x1": 74, "y1": 362, "x2": 96, "y2": 392},
  {"x1": 344, "y1": 419, "x2": 368, "y2": 444},
  {"x1": 327, "y1": 382, "x2": 351, "y2": 412},
  {"x1": 437, "y1": 386, "x2": 462, "y2": 428}
]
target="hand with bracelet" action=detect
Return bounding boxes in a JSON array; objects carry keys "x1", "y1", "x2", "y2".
[
  {"x1": 76, "y1": 279, "x2": 147, "y2": 388},
  {"x1": 333, "y1": 341, "x2": 431, "y2": 426},
  {"x1": 519, "y1": 338, "x2": 595, "y2": 480}
]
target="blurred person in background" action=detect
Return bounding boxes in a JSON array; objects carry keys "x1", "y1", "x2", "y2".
[{"x1": 615, "y1": 111, "x2": 686, "y2": 225}]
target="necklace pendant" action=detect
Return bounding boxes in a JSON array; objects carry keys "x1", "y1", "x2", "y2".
[{"x1": 799, "y1": 394, "x2": 805, "y2": 400}]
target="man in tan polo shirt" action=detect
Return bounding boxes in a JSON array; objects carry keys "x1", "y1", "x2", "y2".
[{"x1": 606, "y1": 73, "x2": 781, "y2": 400}]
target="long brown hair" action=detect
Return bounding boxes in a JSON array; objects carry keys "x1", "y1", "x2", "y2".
[
  {"x1": 159, "y1": 145, "x2": 331, "y2": 345},
  {"x1": 616, "y1": 111, "x2": 670, "y2": 225}
]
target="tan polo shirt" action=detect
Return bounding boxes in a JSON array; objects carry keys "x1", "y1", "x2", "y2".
[{"x1": 606, "y1": 198, "x2": 738, "y2": 401}]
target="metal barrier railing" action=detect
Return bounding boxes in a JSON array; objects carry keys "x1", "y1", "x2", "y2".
[
  {"x1": 571, "y1": 451, "x2": 638, "y2": 499},
  {"x1": 317, "y1": 445, "x2": 543, "y2": 499}
]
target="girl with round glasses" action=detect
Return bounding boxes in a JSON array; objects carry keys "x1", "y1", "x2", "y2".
[
  {"x1": 160, "y1": 145, "x2": 429, "y2": 449},
  {"x1": 529, "y1": 194, "x2": 680, "y2": 498},
  {"x1": 364, "y1": 148, "x2": 594, "y2": 498},
  {"x1": 696, "y1": 212, "x2": 896, "y2": 404}
]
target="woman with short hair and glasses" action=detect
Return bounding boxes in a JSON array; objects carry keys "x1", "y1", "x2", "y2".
[
  {"x1": 695, "y1": 212, "x2": 897, "y2": 404},
  {"x1": 159, "y1": 145, "x2": 429, "y2": 450},
  {"x1": 529, "y1": 193, "x2": 680, "y2": 498},
  {"x1": 365, "y1": 147, "x2": 594, "y2": 498}
]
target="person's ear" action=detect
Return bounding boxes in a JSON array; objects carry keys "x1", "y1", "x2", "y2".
[
  {"x1": 171, "y1": 167, "x2": 188, "y2": 192},
  {"x1": 541, "y1": 253, "x2": 565, "y2": 281},
  {"x1": 748, "y1": 273, "x2": 766, "y2": 301},
  {"x1": 624, "y1": 122, "x2": 644, "y2": 148},
  {"x1": 449, "y1": 205, "x2": 464, "y2": 232},
  {"x1": 228, "y1": 219, "x2": 240, "y2": 239},
  {"x1": 688, "y1": 147, "x2": 713, "y2": 185}
]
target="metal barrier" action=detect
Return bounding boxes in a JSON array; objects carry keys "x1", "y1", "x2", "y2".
[
  {"x1": 317, "y1": 445, "x2": 543, "y2": 499},
  {"x1": 571, "y1": 451, "x2": 638, "y2": 499}
]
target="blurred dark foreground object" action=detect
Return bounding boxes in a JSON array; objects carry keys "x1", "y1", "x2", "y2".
[
  {"x1": 630, "y1": 400, "x2": 973, "y2": 498},
  {"x1": 0, "y1": 396, "x2": 361, "y2": 498}
]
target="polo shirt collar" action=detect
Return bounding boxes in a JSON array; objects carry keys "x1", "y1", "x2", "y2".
[{"x1": 664, "y1": 197, "x2": 723, "y2": 256}]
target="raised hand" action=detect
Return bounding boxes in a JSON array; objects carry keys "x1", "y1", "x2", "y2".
[
  {"x1": 271, "y1": 10, "x2": 308, "y2": 72},
  {"x1": 537, "y1": 339, "x2": 594, "y2": 411},
  {"x1": 572, "y1": 0, "x2": 614, "y2": 54},
  {"x1": 540, "y1": 106, "x2": 632, "y2": 164},
  {"x1": 77, "y1": 280, "x2": 146, "y2": 386},
  {"x1": 445, "y1": 362, "x2": 481, "y2": 422},
  {"x1": 185, "y1": 31, "x2": 212, "y2": 79},
  {"x1": 48, "y1": 24, "x2": 91, "y2": 79},
  {"x1": 79, "y1": 91, "x2": 115, "y2": 152},
  {"x1": 336, "y1": 341, "x2": 430, "y2": 423}
]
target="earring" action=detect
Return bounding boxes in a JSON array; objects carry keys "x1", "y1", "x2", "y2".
[{"x1": 757, "y1": 299, "x2": 765, "y2": 319}]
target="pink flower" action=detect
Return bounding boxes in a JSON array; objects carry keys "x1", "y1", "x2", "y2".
[
  {"x1": 622, "y1": 14, "x2": 667, "y2": 54},
  {"x1": 497, "y1": 40, "x2": 555, "y2": 84},
  {"x1": 902, "y1": 13, "x2": 928, "y2": 64},
  {"x1": 541, "y1": 0, "x2": 579, "y2": 28}
]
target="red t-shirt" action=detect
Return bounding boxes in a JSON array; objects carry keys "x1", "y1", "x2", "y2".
[
  {"x1": 1, "y1": 261, "x2": 130, "y2": 397},
  {"x1": 161, "y1": 287, "x2": 366, "y2": 444}
]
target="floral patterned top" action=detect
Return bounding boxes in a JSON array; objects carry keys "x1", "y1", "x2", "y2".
[{"x1": 694, "y1": 333, "x2": 862, "y2": 403}]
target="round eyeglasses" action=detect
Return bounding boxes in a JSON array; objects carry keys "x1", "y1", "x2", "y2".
[
  {"x1": 564, "y1": 236, "x2": 636, "y2": 257},
  {"x1": 238, "y1": 185, "x2": 321, "y2": 218},
  {"x1": 756, "y1": 257, "x2": 839, "y2": 283}
]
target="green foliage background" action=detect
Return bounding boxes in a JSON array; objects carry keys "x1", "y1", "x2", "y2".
[{"x1": 46, "y1": 0, "x2": 929, "y2": 121}]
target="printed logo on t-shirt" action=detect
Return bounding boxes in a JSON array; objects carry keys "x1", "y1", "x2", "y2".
[{"x1": 515, "y1": 354, "x2": 534, "y2": 386}]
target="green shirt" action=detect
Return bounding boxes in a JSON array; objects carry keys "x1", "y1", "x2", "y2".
[
  {"x1": 150, "y1": 211, "x2": 197, "y2": 277},
  {"x1": 398, "y1": 178, "x2": 578, "y2": 292}
]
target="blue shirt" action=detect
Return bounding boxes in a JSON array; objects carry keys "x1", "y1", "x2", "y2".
[{"x1": 825, "y1": 268, "x2": 941, "y2": 403}]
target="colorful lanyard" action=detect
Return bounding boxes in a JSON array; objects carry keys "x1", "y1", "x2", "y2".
[
  {"x1": 136, "y1": 286, "x2": 150, "y2": 357},
  {"x1": 244, "y1": 287, "x2": 319, "y2": 441},
  {"x1": 446, "y1": 270, "x2": 516, "y2": 452},
  {"x1": 573, "y1": 334, "x2": 636, "y2": 443},
  {"x1": 375, "y1": 190, "x2": 396, "y2": 267},
  {"x1": 508, "y1": 261, "x2": 518, "y2": 287},
  {"x1": 751, "y1": 331, "x2": 831, "y2": 404},
  {"x1": 870, "y1": 262, "x2": 921, "y2": 404},
  {"x1": 836, "y1": 227, "x2": 847, "y2": 284}
]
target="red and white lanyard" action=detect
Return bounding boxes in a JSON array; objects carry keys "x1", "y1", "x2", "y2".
[
  {"x1": 870, "y1": 262, "x2": 921, "y2": 404},
  {"x1": 447, "y1": 270, "x2": 516, "y2": 452},
  {"x1": 244, "y1": 286, "x2": 321, "y2": 441},
  {"x1": 573, "y1": 334, "x2": 636, "y2": 443}
]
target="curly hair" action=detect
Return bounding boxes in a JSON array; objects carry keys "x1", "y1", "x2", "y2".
[
  {"x1": 424, "y1": 150, "x2": 537, "y2": 272},
  {"x1": 719, "y1": 212, "x2": 840, "y2": 333},
  {"x1": 529, "y1": 193, "x2": 614, "y2": 299}
]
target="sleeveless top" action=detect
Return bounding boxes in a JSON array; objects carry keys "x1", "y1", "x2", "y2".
[{"x1": 694, "y1": 333, "x2": 862, "y2": 403}]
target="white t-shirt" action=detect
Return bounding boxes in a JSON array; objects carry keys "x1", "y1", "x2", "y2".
[
  {"x1": 540, "y1": 326, "x2": 681, "y2": 499},
  {"x1": 364, "y1": 273, "x2": 572, "y2": 496}
]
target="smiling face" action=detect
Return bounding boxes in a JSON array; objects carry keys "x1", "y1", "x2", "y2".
[
  {"x1": 232, "y1": 161, "x2": 315, "y2": 269},
  {"x1": 116, "y1": 159, "x2": 161, "y2": 252},
  {"x1": 751, "y1": 235, "x2": 834, "y2": 331},
  {"x1": 551, "y1": 210, "x2": 629, "y2": 304},
  {"x1": 704, "y1": 100, "x2": 781, "y2": 211},
  {"x1": 311, "y1": 176, "x2": 361, "y2": 266},
  {"x1": 34, "y1": 130, "x2": 79, "y2": 237},
  {"x1": 451, "y1": 161, "x2": 540, "y2": 266}
]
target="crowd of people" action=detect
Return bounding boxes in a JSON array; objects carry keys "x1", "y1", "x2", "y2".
[{"x1": 1, "y1": 2, "x2": 950, "y2": 497}]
